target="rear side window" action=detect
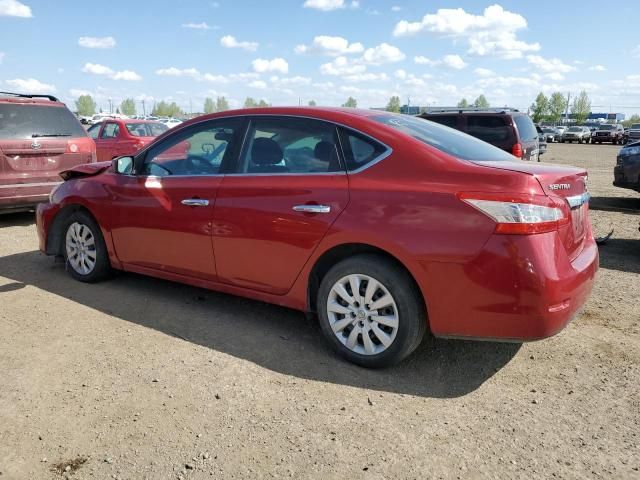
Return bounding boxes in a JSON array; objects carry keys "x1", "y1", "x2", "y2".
[
  {"x1": 101, "y1": 123, "x2": 120, "y2": 139},
  {"x1": 424, "y1": 115, "x2": 458, "y2": 129},
  {"x1": 339, "y1": 129, "x2": 387, "y2": 171},
  {"x1": 466, "y1": 115, "x2": 511, "y2": 142},
  {"x1": 0, "y1": 104, "x2": 87, "y2": 140},
  {"x1": 371, "y1": 114, "x2": 515, "y2": 162},
  {"x1": 513, "y1": 115, "x2": 538, "y2": 142}
]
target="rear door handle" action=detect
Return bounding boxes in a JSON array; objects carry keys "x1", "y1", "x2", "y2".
[
  {"x1": 292, "y1": 204, "x2": 331, "y2": 214},
  {"x1": 181, "y1": 198, "x2": 210, "y2": 207}
]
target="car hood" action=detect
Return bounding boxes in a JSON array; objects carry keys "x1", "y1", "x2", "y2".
[{"x1": 59, "y1": 161, "x2": 112, "y2": 181}]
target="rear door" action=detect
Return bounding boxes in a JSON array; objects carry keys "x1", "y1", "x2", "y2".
[
  {"x1": 95, "y1": 121, "x2": 121, "y2": 161},
  {"x1": 213, "y1": 116, "x2": 349, "y2": 295},
  {"x1": 0, "y1": 103, "x2": 92, "y2": 188}
]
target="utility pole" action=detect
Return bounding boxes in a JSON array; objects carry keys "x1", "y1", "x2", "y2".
[
  {"x1": 564, "y1": 92, "x2": 571, "y2": 124},
  {"x1": 141, "y1": 99, "x2": 146, "y2": 116},
  {"x1": 108, "y1": 98, "x2": 113, "y2": 114},
  {"x1": 189, "y1": 99, "x2": 193, "y2": 116}
]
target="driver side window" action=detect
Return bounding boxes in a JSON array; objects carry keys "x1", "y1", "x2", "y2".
[{"x1": 141, "y1": 119, "x2": 241, "y2": 176}]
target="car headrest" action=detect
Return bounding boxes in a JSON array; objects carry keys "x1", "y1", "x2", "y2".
[
  {"x1": 251, "y1": 137, "x2": 283, "y2": 165},
  {"x1": 313, "y1": 141, "x2": 336, "y2": 163}
]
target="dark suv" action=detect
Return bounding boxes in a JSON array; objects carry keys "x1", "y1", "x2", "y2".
[
  {"x1": 0, "y1": 92, "x2": 96, "y2": 213},
  {"x1": 592, "y1": 124, "x2": 625, "y2": 144},
  {"x1": 418, "y1": 108, "x2": 540, "y2": 161}
]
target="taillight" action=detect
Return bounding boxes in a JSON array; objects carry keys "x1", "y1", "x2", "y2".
[
  {"x1": 458, "y1": 192, "x2": 569, "y2": 235},
  {"x1": 512, "y1": 143, "x2": 523, "y2": 158}
]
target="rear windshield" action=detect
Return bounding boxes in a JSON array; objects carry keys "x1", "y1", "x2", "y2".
[
  {"x1": 631, "y1": 124, "x2": 640, "y2": 129},
  {"x1": 126, "y1": 122, "x2": 168, "y2": 137},
  {"x1": 513, "y1": 115, "x2": 538, "y2": 141},
  {"x1": 0, "y1": 104, "x2": 87, "y2": 140},
  {"x1": 371, "y1": 114, "x2": 514, "y2": 162},
  {"x1": 466, "y1": 115, "x2": 511, "y2": 143}
]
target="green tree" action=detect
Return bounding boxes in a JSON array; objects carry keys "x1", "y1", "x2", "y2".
[
  {"x1": 457, "y1": 98, "x2": 469, "y2": 108},
  {"x1": 342, "y1": 97, "x2": 357, "y2": 108},
  {"x1": 548, "y1": 92, "x2": 568, "y2": 124},
  {"x1": 244, "y1": 97, "x2": 258, "y2": 108},
  {"x1": 204, "y1": 97, "x2": 215, "y2": 114},
  {"x1": 257, "y1": 99, "x2": 269, "y2": 107},
  {"x1": 530, "y1": 92, "x2": 549, "y2": 123},
  {"x1": 75, "y1": 95, "x2": 96, "y2": 116},
  {"x1": 152, "y1": 101, "x2": 182, "y2": 117},
  {"x1": 120, "y1": 98, "x2": 136, "y2": 117},
  {"x1": 308, "y1": 100, "x2": 317, "y2": 106},
  {"x1": 473, "y1": 95, "x2": 490, "y2": 108},
  {"x1": 622, "y1": 114, "x2": 640, "y2": 128},
  {"x1": 386, "y1": 96, "x2": 401, "y2": 113},
  {"x1": 216, "y1": 96, "x2": 230, "y2": 111},
  {"x1": 571, "y1": 90, "x2": 591, "y2": 124}
]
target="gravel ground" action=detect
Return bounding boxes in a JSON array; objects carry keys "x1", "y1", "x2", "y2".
[{"x1": 0, "y1": 143, "x2": 638, "y2": 480}]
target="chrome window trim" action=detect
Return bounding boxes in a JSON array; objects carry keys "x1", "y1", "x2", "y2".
[
  {"x1": 566, "y1": 192, "x2": 590, "y2": 209},
  {"x1": 134, "y1": 113, "x2": 393, "y2": 177}
]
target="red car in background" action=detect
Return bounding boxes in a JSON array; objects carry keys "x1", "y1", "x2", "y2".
[
  {"x1": 87, "y1": 119, "x2": 168, "y2": 162},
  {"x1": 0, "y1": 92, "x2": 95, "y2": 213},
  {"x1": 36, "y1": 107, "x2": 598, "y2": 368}
]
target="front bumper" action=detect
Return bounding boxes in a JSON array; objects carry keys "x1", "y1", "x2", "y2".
[
  {"x1": 36, "y1": 202, "x2": 61, "y2": 254},
  {"x1": 423, "y1": 230, "x2": 598, "y2": 341}
]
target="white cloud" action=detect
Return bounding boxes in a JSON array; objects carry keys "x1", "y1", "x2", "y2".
[
  {"x1": 526, "y1": 55, "x2": 575, "y2": 73},
  {"x1": 343, "y1": 72, "x2": 388, "y2": 83},
  {"x1": 269, "y1": 75, "x2": 312, "y2": 86},
  {"x1": 70, "y1": 88, "x2": 92, "y2": 98},
  {"x1": 181, "y1": 22, "x2": 215, "y2": 30},
  {"x1": 220, "y1": 35, "x2": 259, "y2": 52},
  {"x1": 589, "y1": 65, "x2": 606, "y2": 72},
  {"x1": 394, "y1": 69, "x2": 407, "y2": 79},
  {"x1": 78, "y1": 36, "x2": 116, "y2": 49},
  {"x1": 294, "y1": 35, "x2": 363, "y2": 56},
  {"x1": 320, "y1": 56, "x2": 366, "y2": 75},
  {"x1": 546, "y1": 72, "x2": 565, "y2": 81},
  {"x1": 202, "y1": 73, "x2": 230, "y2": 83},
  {"x1": 0, "y1": 0, "x2": 32, "y2": 17},
  {"x1": 442, "y1": 54, "x2": 467, "y2": 69},
  {"x1": 391, "y1": 6, "x2": 402, "y2": 12},
  {"x1": 414, "y1": 56, "x2": 438, "y2": 66},
  {"x1": 474, "y1": 67, "x2": 494, "y2": 77},
  {"x1": 249, "y1": 80, "x2": 267, "y2": 89},
  {"x1": 362, "y1": 43, "x2": 405, "y2": 65},
  {"x1": 82, "y1": 63, "x2": 142, "y2": 81},
  {"x1": 393, "y1": 5, "x2": 540, "y2": 59},
  {"x1": 155, "y1": 67, "x2": 200, "y2": 78},
  {"x1": 252, "y1": 57, "x2": 288, "y2": 74},
  {"x1": 302, "y1": 0, "x2": 345, "y2": 11},
  {"x1": 5, "y1": 78, "x2": 55, "y2": 93},
  {"x1": 0, "y1": 52, "x2": 4, "y2": 64},
  {"x1": 302, "y1": 0, "x2": 357, "y2": 11}
]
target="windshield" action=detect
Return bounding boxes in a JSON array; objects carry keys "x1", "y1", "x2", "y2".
[
  {"x1": 568, "y1": 127, "x2": 582, "y2": 132},
  {"x1": 371, "y1": 114, "x2": 515, "y2": 162},
  {"x1": 631, "y1": 124, "x2": 640, "y2": 129},
  {"x1": 126, "y1": 122, "x2": 168, "y2": 137},
  {"x1": 543, "y1": 128, "x2": 555, "y2": 133},
  {"x1": 0, "y1": 104, "x2": 87, "y2": 139}
]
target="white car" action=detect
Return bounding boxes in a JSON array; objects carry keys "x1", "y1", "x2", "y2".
[{"x1": 163, "y1": 118, "x2": 183, "y2": 129}]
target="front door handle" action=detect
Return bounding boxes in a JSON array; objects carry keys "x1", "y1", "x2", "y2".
[
  {"x1": 181, "y1": 198, "x2": 210, "y2": 207},
  {"x1": 292, "y1": 204, "x2": 331, "y2": 214}
]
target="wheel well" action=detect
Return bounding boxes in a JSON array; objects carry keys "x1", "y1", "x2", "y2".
[
  {"x1": 307, "y1": 243, "x2": 425, "y2": 314},
  {"x1": 46, "y1": 204, "x2": 96, "y2": 256}
]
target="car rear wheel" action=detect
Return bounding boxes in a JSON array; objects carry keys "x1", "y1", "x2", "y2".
[
  {"x1": 62, "y1": 211, "x2": 112, "y2": 283},
  {"x1": 317, "y1": 255, "x2": 426, "y2": 368}
]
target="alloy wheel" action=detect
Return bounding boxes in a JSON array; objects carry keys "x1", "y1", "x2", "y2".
[{"x1": 65, "y1": 222, "x2": 97, "y2": 275}]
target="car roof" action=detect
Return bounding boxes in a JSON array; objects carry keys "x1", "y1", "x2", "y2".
[{"x1": 0, "y1": 95, "x2": 66, "y2": 107}]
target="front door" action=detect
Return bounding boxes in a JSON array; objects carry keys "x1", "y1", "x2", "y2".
[
  {"x1": 213, "y1": 116, "x2": 349, "y2": 295},
  {"x1": 107, "y1": 117, "x2": 244, "y2": 280}
]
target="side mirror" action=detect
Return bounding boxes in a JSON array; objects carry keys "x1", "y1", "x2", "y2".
[{"x1": 113, "y1": 156, "x2": 134, "y2": 175}]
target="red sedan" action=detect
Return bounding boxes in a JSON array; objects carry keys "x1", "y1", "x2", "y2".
[
  {"x1": 87, "y1": 119, "x2": 168, "y2": 162},
  {"x1": 36, "y1": 107, "x2": 598, "y2": 368}
]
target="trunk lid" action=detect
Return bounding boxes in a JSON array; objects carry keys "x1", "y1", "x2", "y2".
[{"x1": 477, "y1": 160, "x2": 589, "y2": 260}]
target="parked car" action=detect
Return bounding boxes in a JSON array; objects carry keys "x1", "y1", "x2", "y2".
[
  {"x1": 87, "y1": 119, "x2": 169, "y2": 162},
  {"x1": 592, "y1": 124, "x2": 625, "y2": 144},
  {"x1": 36, "y1": 108, "x2": 597, "y2": 367},
  {"x1": 554, "y1": 126, "x2": 567, "y2": 137},
  {"x1": 561, "y1": 126, "x2": 591, "y2": 143},
  {"x1": 163, "y1": 118, "x2": 183, "y2": 129},
  {"x1": 536, "y1": 125, "x2": 547, "y2": 155},
  {"x1": 625, "y1": 123, "x2": 640, "y2": 144},
  {"x1": 419, "y1": 108, "x2": 540, "y2": 161},
  {"x1": 614, "y1": 141, "x2": 640, "y2": 192},
  {"x1": 0, "y1": 91, "x2": 96, "y2": 213},
  {"x1": 542, "y1": 127, "x2": 559, "y2": 143}
]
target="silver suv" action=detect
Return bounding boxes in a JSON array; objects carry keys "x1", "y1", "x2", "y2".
[{"x1": 561, "y1": 126, "x2": 591, "y2": 144}]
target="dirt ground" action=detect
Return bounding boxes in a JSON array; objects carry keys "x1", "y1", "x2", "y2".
[{"x1": 0, "y1": 143, "x2": 638, "y2": 480}]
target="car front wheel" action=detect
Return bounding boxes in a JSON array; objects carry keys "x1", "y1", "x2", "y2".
[
  {"x1": 317, "y1": 255, "x2": 426, "y2": 368},
  {"x1": 62, "y1": 211, "x2": 112, "y2": 283}
]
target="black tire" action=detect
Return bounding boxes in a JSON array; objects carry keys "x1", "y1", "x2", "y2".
[
  {"x1": 61, "y1": 210, "x2": 112, "y2": 283},
  {"x1": 317, "y1": 254, "x2": 426, "y2": 368}
]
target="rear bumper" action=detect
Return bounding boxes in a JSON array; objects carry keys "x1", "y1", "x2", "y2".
[
  {"x1": 423, "y1": 230, "x2": 598, "y2": 341},
  {"x1": 0, "y1": 182, "x2": 60, "y2": 211}
]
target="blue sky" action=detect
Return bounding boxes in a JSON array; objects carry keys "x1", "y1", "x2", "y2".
[{"x1": 1, "y1": 0, "x2": 639, "y2": 115}]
